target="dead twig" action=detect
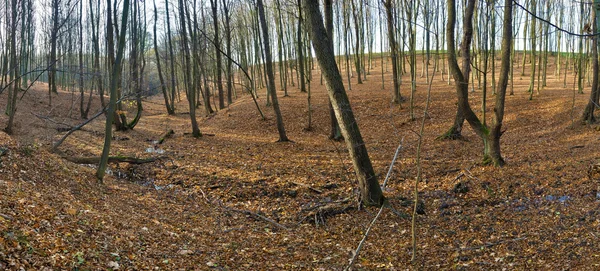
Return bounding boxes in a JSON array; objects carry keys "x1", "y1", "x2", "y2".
[
  {"x1": 382, "y1": 138, "x2": 404, "y2": 189},
  {"x1": 344, "y1": 204, "x2": 385, "y2": 271},
  {"x1": 291, "y1": 181, "x2": 323, "y2": 194},
  {"x1": 454, "y1": 237, "x2": 527, "y2": 251},
  {"x1": 198, "y1": 188, "x2": 290, "y2": 231}
]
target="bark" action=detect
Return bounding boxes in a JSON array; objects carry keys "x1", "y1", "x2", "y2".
[
  {"x1": 325, "y1": 0, "x2": 342, "y2": 140},
  {"x1": 179, "y1": 0, "x2": 201, "y2": 137},
  {"x1": 210, "y1": 0, "x2": 225, "y2": 109},
  {"x1": 153, "y1": 0, "x2": 174, "y2": 115},
  {"x1": 222, "y1": 0, "x2": 233, "y2": 105},
  {"x1": 97, "y1": 0, "x2": 130, "y2": 181},
  {"x1": 446, "y1": 0, "x2": 509, "y2": 166},
  {"x1": 582, "y1": 0, "x2": 600, "y2": 123},
  {"x1": 305, "y1": 0, "x2": 383, "y2": 206},
  {"x1": 298, "y1": 0, "x2": 307, "y2": 93},
  {"x1": 257, "y1": 0, "x2": 290, "y2": 142},
  {"x1": 384, "y1": 0, "x2": 402, "y2": 104},
  {"x1": 5, "y1": 0, "x2": 19, "y2": 134}
]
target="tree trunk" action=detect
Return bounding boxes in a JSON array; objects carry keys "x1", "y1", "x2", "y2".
[
  {"x1": 384, "y1": 0, "x2": 402, "y2": 104},
  {"x1": 257, "y1": 0, "x2": 290, "y2": 142},
  {"x1": 97, "y1": 0, "x2": 130, "y2": 181},
  {"x1": 305, "y1": 0, "x2": 383, "y2": 206},
  {"x1": 222, "y1": 0, "x2": 233, "y2": 105},
  {"x1": 179, "y1": 0, "x2": 201, "y2": 137},
  {"x1": 325, "y1": 0, "x2": 342, "y2": 140},
  {"x1": 582, "y1": 0, "x2": 600, "y2": 123}
]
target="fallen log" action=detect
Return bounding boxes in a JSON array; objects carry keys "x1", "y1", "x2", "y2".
[
  {"x1": 61, "y1": 154, "x2": 159, "y2": 165},
  {"x1": 158, "y1": 129, "x2": 174, "y2": 144}
]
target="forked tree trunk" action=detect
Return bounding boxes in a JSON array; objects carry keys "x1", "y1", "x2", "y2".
[
  {"x1": 446, "y1": 0, "x2": 511, "y2": 166},
  {"x1": 305, "y1": 0, "x2": 383, "y2": 206}
]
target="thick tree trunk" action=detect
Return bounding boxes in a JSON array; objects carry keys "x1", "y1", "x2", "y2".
[{"x1": 305, "y1": 0, "x2": 383, "y2": 206}]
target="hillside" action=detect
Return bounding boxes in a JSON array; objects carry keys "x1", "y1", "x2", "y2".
[{"x1": 1, "y1": 58, "x2": 600, "y2": 269}]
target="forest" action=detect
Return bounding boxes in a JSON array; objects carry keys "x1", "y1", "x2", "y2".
[{"x1": 1, "y1": 0, "x2": 600, "y2": 269}]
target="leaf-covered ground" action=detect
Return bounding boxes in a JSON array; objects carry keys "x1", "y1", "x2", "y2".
[{"x1": 1, "y1": 56, "x2": 600, "y2": 270}]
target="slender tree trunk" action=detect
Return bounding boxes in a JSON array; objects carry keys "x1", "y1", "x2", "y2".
[
  {"x1": 222, "y1": 0, "x2": 233, "y2": 105},
  {"x1": 325, "y1": 0, "x2": 342, "y2": 140},
  {"x1": 298, "y1": 0, "x2": 307, "y2": 93},
  {"x1": 97, "y1": 0, "x2": 130, "y2": 181},
  {"x1": 305, "y1": 0, "x2": 383, "y2": 206},
  {"x1": 257, "y1": 0, "x2": 290, "y2": 142},
  {"x1": 179, "y1": 0, "x2": 201, "y2": 137},
  {"x1": 384, "y1": 0, "x2": 402, "y2": 104},
  {"x1": 582, "y1": 0, "x2": 600, "y2": 123},
  {"x1": 153, "y1": 0, "x2": 174, "y2": 115},
  {"x1": 5, "y1": 0, "x2": 19, "y2": 135}
]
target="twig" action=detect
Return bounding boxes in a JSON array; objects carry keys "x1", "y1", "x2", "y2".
[
  {"x1": 344, "y1": 204, "x2": 385, "y2": 271},
  {"x1": 32, "y1": 113, "x2": 74, "y2": 128},
  {"x1": 382, "y1": 138, "x2": 404, "y2": 189},
  {"x1": 412, "y1": 54, "x2": 437, "y2": 263},
  {"x1": 291, "y1": 181, "x2": 323, "y2": 194},
  {"x1": 198, "y1": 188, "x2": 290, "y2": 231},
  {"x1": 228, "y1": 208, "x2": 290, "y2": 231},
  {"x1": 0, "y1": 213, "x2": 13, "y2": 221},
  {"x1": 455, "y1": 237, "x2": 527, "y2": 251}
]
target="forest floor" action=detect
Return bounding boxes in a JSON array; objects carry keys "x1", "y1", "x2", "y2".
[{"x1": 2, "y1": 55, "x2": 600, "y2": 270}]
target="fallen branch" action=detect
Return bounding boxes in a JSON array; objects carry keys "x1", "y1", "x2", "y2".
[
  {"x1": 0, "y1": 213, "x2": 13, "y2": 221},
  {"x1": 198, "y1": 188, "x2": 290, "y2": 231},
  {"x1": 158, "y1": 129, "x2": 174, "y2": 144},
  {"x1": 32, "y1": 113, "x2": 73, "y2": 129},
  {"x1": 60, "y1": 154, "x2": 159, "y2": 165},
  {"x1": 454, "y1": 237, "x2": 527, "y2": 251},
  {"x1": 344, "y1": 204, "x2": 385, "y2": 271},
  {"x1": 291, "y1": 181, "x2": 323, "y2": 194},
  {"x1": 228, "y1": 207, "x2": 290, "y2": 231}
]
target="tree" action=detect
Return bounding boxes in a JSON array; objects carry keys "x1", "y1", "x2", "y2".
[
  {"x1": 179, "y1": 0, "x2": 201, "y2": 137},
  {"x1": 222, "y1": 0, "x2": 233, "y2": 105},
  {"x1": 257, "y1": 0, "x2": 290, "y2": 142},
  {"x1": 97, "y1": 0, "x2": 130, "y2": 181},
  {"x1": 305, "y1": 0, "x2": 384, "y2": 206},
  {"x1": 446, "y1": 0, "x2": 512, "y2": 166},
  {"x1": 153, "y1": 0, "x2": 175, "y2": 115},
  {"x1": 5, "y1": 0, "x2": 20, "y2": 134},
  {"x1": 383, "y1": 0, "x2": 402, "y2": 104},
  {"x1": 582, "y1": 0, "x2": 600, "y2": 123},
  {"x1": 297, "y1": 0, "x2": 307, "y2": 93},
  {"x1": 325, "y1": 0, "x2": 342, "y2": 140},
  {"x1": 210, "y1": 0, "x2": 225, "y2": 109}
]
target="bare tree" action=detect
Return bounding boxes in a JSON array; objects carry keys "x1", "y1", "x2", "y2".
[
  {"x1": 305, "y1": 0, "x2": 384, "y2": 206},
  {"x1": 257, "y1": 0, "x2": 290, "y2": 142}
]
